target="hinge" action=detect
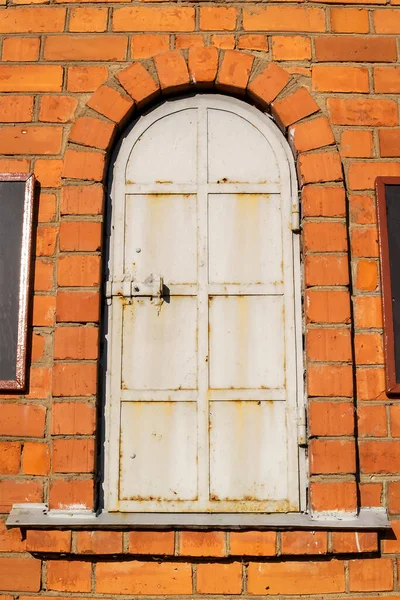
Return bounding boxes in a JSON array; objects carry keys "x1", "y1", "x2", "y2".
[
  {"x1": 291, "y1": 208, "x2": 300, "y2": 233},
  {"x1": 297, "y1": 405, "x2": 307, "y2": 446},
  {"x1": 105, "y1": 275, "x2": 163, "y2": 300}
]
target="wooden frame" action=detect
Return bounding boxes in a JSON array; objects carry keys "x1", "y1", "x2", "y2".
[
  {"x1": 376, "y1": 176, "x2": 400, "y2": 395},
  {"x1": 0, "y1": 173, "x2": 35, "y2": 391}
]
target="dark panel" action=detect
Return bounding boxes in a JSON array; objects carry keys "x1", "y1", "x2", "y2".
[{"x1": 386, "y1": 184, "x2": 400, "y2": 382}]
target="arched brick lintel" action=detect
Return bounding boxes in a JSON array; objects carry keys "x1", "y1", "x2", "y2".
[{"x1": 60, "y1": 48, "x2": 357, "y2": 515}]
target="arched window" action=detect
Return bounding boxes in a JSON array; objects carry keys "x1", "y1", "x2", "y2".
[{"x1": 104, "y1": 94, "x2": 304, "y2": 514}]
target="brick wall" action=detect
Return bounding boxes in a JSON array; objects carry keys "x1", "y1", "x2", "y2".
[{"x1": 1, "y1": 0, "x2": 400, "y2": 595}]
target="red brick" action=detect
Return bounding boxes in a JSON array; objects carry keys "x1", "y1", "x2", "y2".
[
  {"x1": 333, "y1": 532, "x2": 378, "y2": 553},
  {"x1": 0, "y1": 518, "x2": 26, "y2": 552},
  {"x1": 0, "y1": 403, "x2": 45, "y2": 436},
  {"x1": 27, "y1": 366, "x2": 52, "y2": 400},
  {"x1": 302, "y1": 186, "x2": 346, "y2": 217},
  {"x1": 311, "y1": 481, "x2": 357, "y2": 512},
  {"x1": 200, "y1": 7, "x2": 237, "y2": 30},
  {"x1": 310, "y1": 439, "x2": 356, "y2": 473},
  {"x1": 44, "y1": 35, "x2": 127, "y2": 61},
  {"x1": 383, "y1": 520, "x2": 400, "y2": 552},
  {"x1": 34, "y1": 159, "x2": 63, "y2": 188},
  {"x1": 33, "y1": 294, "x2": 56, "y2": 326},
  {"x1": 313, "y1": 65, "x2": 369, "y2": 92},
  {"x1": 308, "y1": 364, "x2": 353, "y2": 397},
  {"x1": 47, "y1": 561, "x2": 92, "y2": 592},
  {"x1": 0, "y1": 96, "x2": 33, "y2": 122},
  {"x1": 315, "y1": 36, "x2": 396, "y2": 62},
  {"x1": 361, "y1": 482, "x2": 382, "y2": 507},
  {"x1": 357, "y1": 368, "x2": 388, "y2": 401},
  {"x1": 272, "y1": 36, "x2": 311, "y2": 60},
  {"x1": 328, "y1": 98, "x2": 398, "y2": 127},
  {"x1": 129, "y1": 531, "x2": 175, "y2": 555},
  {"x1": 0, "y1": 557, "x2": 41, "y2": 592},
  {"x1": 54, "y1": 327, "x2": 99, "y2": 359},
  {"x1": 26, "y1": 530, "x2": 71, "y2": 553},
  {"x1": 309, "y1": 401, "x2": 354, "y2": 436},
  {"x1": 58, "y1": 255, "x2": 100, "y2": 287},
  {"x1": 358, "y1": 404, "x2": 387, "y2": 437},
  {"x1": 229, "y1": 531, "x2": 276, "y2": 556},
  {"x1": 374, "y1": 9, "x2": 400, "y2": 32},
  {"x1": 77, "y1": 531, "x2": 123, "y2": 554},
  {"x1": 38, "y1": 193, "x2": 56, "y2": 222},
  {"x1": 36, "y1": 225, "x2": 57, "y2": 257},
  {"x1": 374, "y1": 66, "x2": 400, "y2": 93},
  {"x1": 31, "y1": 332, "x2": 46, "y2": 361},
  {"x1": 131, "y1": 34, "x2": 169, "y2": 58},
  {"x1": 390, "y1": 405, "x2": 400, "y2": 437},
  {"x1": 354, "y1": 296, "x2": 382, "y2": 328},
  {"x1": 49, "y1": 477, "x2": 93, "y2": 509},
  {"x1": 0, "y1": 158, "x2": 30, "y2": 173},
  {"x1": 154, "y1": 50, "x2": 189, "y2": 92},
  {"x1": 0, "y1": 125, "x2": 62, "y2": 155},
  {"x1": 70, "y1": 116, "x2": 115, "y2": 150},
  {"x1": 341, "y1": 130, "x2": 373, "y2": 158},
  {"x1": 180, "y1": 531, "x2": 225, "y2": 556},
  {"x1": 360, "y1": 441, "x2": 400, "y2": 474},
  {"x1": 330, "y1": 7, "x2": 369, "y2": 33},
  {"x1": 248, "y1": 62, "x2": 291, "y2": 106},
  {"x1": 305, "y1": 255, "x2": 349, "y2": 286},
  {"x1": 51, "y1": 402, "x2": 96, "y2": 435},
  {"x1": 53, "y1": 363, "x2": 97, "y2": 397},
  {"x1": 96, "y1": 562, "x2": 192, "y2": 594},
  {"x1": 290, "y1": 116, "x2": 334, "y2": 153},
  {"x1": 63, "y1": 150, "x2": 105, "y2": 181},
  {"x1": 355, "y1": 332, "x2": 384, "y2": 364},
  {"x1": 188, "y1": 46, "x2": 218, "y2": 84},
  {"x1": 53, "y1": 438, "x2": 95, "y2": 473},
  {"x1": 59, "y1": 222, "x2": 102, "y2": 253},
  {"x1": 299, "y1": 151, "x2": 343, "y2": 184},
  {"x1": 87, "y1": 85, "x2": 134, "y2": 123},
  {"x1": 69, "y1": 7, "x2": 108, "y2": 32},
  {"x1": 355, "y1": 260, "x2": 378, "y2": 291},
  {"x1": 116, "y1": 62, "x2": 159, "y2": 105},
  {"x1": 349, "y1": 558, "x2": 393, "y2": 591},
  {"x1": 0, "y1": 480, "x2": 43, "y2": 512},
  {"x1": 272, "y1": 87, "x2": 319, "y2": 127},
  {"x1": 0, "y1": 442, "x2": 21, "y2": 474},
  {"x1": 22, "y1": 441, "x2": 50, "y2": 475},
  {"x1": 243, "y1": 6, "x2": 326, "y2": 32},
  {"x1": 56, "y1": 291, "x2": 100, "y2": 322},
  {"x1": 2, "y1": 37, "x2": 40, "y2": 61},
  {"x1": 67, "y1": 66, "x2": 108, "y2": 92},
  {"x1": 217, "y1": 50, "x2": 254, "y2": 94},
  {"x1": 39, "y1": 95, "x2": 78, "y2": 123},
  {"x1": 281, "y1": 531, "x2": 327, "y2": 554},
  {"x1": 307, "y1": 328, "x2": 351, "y2": 361},
  {"x1": 349, "y1": 162, "x2": 400, "y2": 190},
  {"x1": 113, "y1": 7, "x2": 195, "y2": 32},
  {"x1": 248, "y1": 560, "x2": 345, "y2": 594},
  {"x1": 379, "y1": 129, "x2": 400, "y2": 157},
  {"x1": 351, "y1": 228, "x2": 379, "y2": 257},
  {"x1": 306, "y1": 289, "x2": 351, "y2": 323},
  {"x1": 0, "y1": 65, "x2": 63, "y2": 92},
  {"x1": 197, "y1": 563, "x2": 242, "y2": 594},
  {"x1": 61, "y1": 185, "x2": 103, "y2": 216},
  {"x1": 304, "y1": 222, "x2": 347, "y2": 252}
]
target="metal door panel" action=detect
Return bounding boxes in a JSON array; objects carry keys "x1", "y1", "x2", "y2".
[
  {"x1": 125, "y1": 108, "x2": 198, "y2": 185},
  {"x1": 208, "y1": 193, "x2": 283, "y2": 285},
  {"x1": 209, "y1": 401, "x2": 288, "y2": 502},
  {"x1": 124, "y1": 194, "x2": 197, "y2": 285},
  {"x1": 207, "y1": 108, "x2": 280, "y2": 185},
  {"x1": 209, "y1": 295, "x2": 285, "y2": 390},
  {"x1": 121, "y1": 298, "x2": 198, "y2": 390},
  {"x1": 120, "y1": 401, "x2": 198, "y2": 501}
]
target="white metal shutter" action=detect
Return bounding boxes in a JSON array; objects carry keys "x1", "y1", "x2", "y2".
[{"x1": 105, "y1": 95, "x2": 303, "y2": 513}]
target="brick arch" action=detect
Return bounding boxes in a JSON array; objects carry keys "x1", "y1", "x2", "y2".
[{"x1": 61, "y1": 48, "x2": 356, "y2": 515}]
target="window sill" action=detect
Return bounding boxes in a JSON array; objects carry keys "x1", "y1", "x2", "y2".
[{"x1": 6, "y1": 504, "x2": 391, "y2": 531}]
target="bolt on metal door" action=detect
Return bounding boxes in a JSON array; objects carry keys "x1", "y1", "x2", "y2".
[{"x1": 105, "y1": 95, "x2": 304, "y2": 513}]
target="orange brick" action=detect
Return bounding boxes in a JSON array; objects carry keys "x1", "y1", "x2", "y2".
[
  {"x1": 67, "y1": 66, "x2": 108, "y2": 92},
  {"x1": 63, "y1": 150, "x2": 105, "y2": 182},
  {"x1": 0, "y1": 158, "x2": 30, "y2": 173},
  {"x1": 361, "y1": 482, "x2": 382, "y2": 507},
  {"x1": 354, "y1": 296, "x2": 382, "y2": 328},
  {"x1": 197, "y1": 563, "x2": 242, "y2": 594},
  {"x1": 0, "y1": 403, "x2": 45, "y2": 436},
  {"x1": 200, "y1": 7, "x2": 237, "y2": 30},
  {"x1": 309, "y1": 401, "x2": 354, "y2": 436},
  {"x1": 26, "y1": 530, "x2": 71, "y2": 553},
  {"x1": 36, "y1": 225, "x2": 57, "y2": 257},
  {"x1": 34, "y1": 258, "x2": 53, "y2": 293},
  {"x1": 308, "y1": 364, "x2": 353, "y2": 397},
  {"x1": 248, "y1": 62, "x2": 291, "y2": 106},
  {"x1": 310, "y1": 439, "x2": 356, "y2": 473},
  {"x1": 331, "y1": 7, "x2": 369, "y2": 33},
  {"x1": 0, "y1": 557, "x2": 41, "y2": 592},
  {"x1": 358, "y1": 404, "x2": 387, "y2": 437},
  {"x1": 0, "y1": 480, "x2": 43, "y2": 512},
  {"x1": 188, "y1": 46, "x2": 218, "y2": 84},
  {"x1": 333, "y1": 532, "x2": 378, "y2": 553},
  {"x1": 290, "y1": 116, "x2": 334, "y2": 152},
  {"x1": 44, "y1": 35, "x2": 127, "y2": 61},
  {"x1": 2, "y1": 37, "x2": 40, "y2": 61},
  {"x1": 217, "y1": 50, "x2": 254, "y2": 93},
  {"x1": 313, "y1": 65, "x2": 369, "y2": 93},
  {"x1": 349, "y1": 558, "x2": 393, "y2": 591},
  {"x1": 0, "y1": 7, "x2": 65, "y2": 33},
  {"x1": 248, "y1": 560, "x2": 345, "y2": 594},
  {"x1": 131, "y1": 34, "x2": 169, "y2": 58},
  {"x1": 175, "y1": 34, "x2": 204, "y2": 50},
  {"x1": 281, "y1": 531, "x2": 327, "y2": 554},
  {"x1": 355, "y1": 260, "x2": 378, "y2": 291},
  {"x1": 299, "y1": 151, "x2": 343, "y2": 185},
  {"x1": 53, "y1": 438, "x2": 95, "y2": 473},
  {"x1": 302, "y1": 186, "x2": 346, "y2": 217},
  {"x1": 360, "y1": 441, "x2": 400, "y2": 473},
  {"x1": 243, "y1": 6, "x2": 326, "y2": 32},
  {"x1": 180, "y1": 531, "x2": 224, "y2": 556},
  {"x1": 69, "y1": 7, "x2": 108, "y2": 32},
  {"x1": 229, "y1": 531, "x2": 276, "y2": 556},
  {"x1": 22, "y1": 441, "x2": 50, "y2": 475},
  {"x1": 27, "y1": 366, "x2": 52, "y2": 400},
  {"x1": 328, "y1": 98, "x2": 398, "y2": 127},
  {"x1": 306, "y1": 289, "x2": 351, "y2": 323},
  {"x1": 53, "y1": 363, "x2": 97, "y2": 397},
  {"x1": 212, "y1": 35, "x2": 234, "y2": 51},
  {"x1": 39, "y1": 95, "x2": 78, "y2": 123},
  {"x1": 129, "y1": 531, "x2": 175, "y2": 555},
  {"x1": 32, "y1": 295, "x2": 56, "y2": 326},
  {"x1": 0, "y1": 125, "x2": 62, "y2": 155},
  {"x1": 311, "y1": 481, "x2": 357, "y2": 512},
  {"x1": 379, "y1": 129, "x2": 400, "y2": 158},
  {"x1": 272, "y1": 36, "x2": 311, "y2": 60},
  {"x1": 51, "y1": 402, "x2": 96, "y2": 435},
  {"x1": 383, "y1": 520, "x2": 400, "y2": 552},
  {"x1": 315, "y1": 36, "x2": 396, "y2": 62},
  {"x1": 61, "y1": 186, "x2": 103, "y2": 216},
  {"x1": 49, "y1": 477, "x2": 93, "y2": 509},
  {"x1": 350, "y1": 194, "x2": 376, "y2": 224},
  {"x1": 34, "y1": 159, "x2": 63, "y2": 188},
  {"x1": 341, "y1": 130, "x2": 373, "y2": 158},
  {"x1": 59, "y1": 222, "x2": 102, "y2": 252},
  {"x1": 237, "y1": 34, "x2": 268, "y2": 52},
  {"x1": 0, "y1": 518, "x2": 26, "y2": 552},
  {"x1": 0, "y1": 96, "x2": 33, "y2": 122},
  {"x1": 56, "y1": 291, "x2": 100, "y2": 322},
  {"x1": 77, "y1": 531, "x2": 123, "y2": 554},
  {"x1": 0, "y1": 442, "x2": 21, "y2": 475},
  {"x1": 87, "y1": 85, "x2": 134, "y2": 123},
  {"x1": 374, "y1": 9, "x2": 400, "y2": 32},
  {"x1": 349, "y1": 162, "x2": 400, "y2": 190},
  {"x1": 38, "y1": 193, "x2": 56, "y2": 222},
  {"x1": 70, "y1": 117, "x2": 115, "y2": 151},
  {"x1": 355, "y1": 332, "x2": 384, "y2": 365},
  {"x1": 351, "y1": 228, "x2": 379, "y2": 257},
  {"x1": 154, "y1": 50, "x2": 189, "y2": 92},
  {"x1": 31, "y1": 332, "x2": 46, "y2": 361},
  {"x1": 116, "y1": 62, "x2": 159, "y2": 105},
  {"x1": 305, "y1": 255, "x2": 349, "y2": 286},
  {"x1": 96, "y1": 562, "x2": 192, "y2": 594},
  {"x1": 390, "y1": 405, "x2": 400, "y2": 437},
  {"x1": 272, "y1": 87, "x2": 319, "y2": 127},
  {"x1": 58, "y1": 255, "x2": 100, "y2": 287},
  {"x1": 307, "y1": 328, "x2": 351, "y2": 361},
  {"x1": 0, "y1": 65, "x2": 63, "y2": 92},
  {"x1": 54, "y1": 327, "x2": 99, "y2": 360},
  {"x1": 304, "y1": 222, "x2": 347, "y2": 252},
  {"x1": 357, "y1": 368, "x2": 387, "y2": 401},
  {"x1": 47, "y1": 561, "x2": 92, "y2": 592},
  {"x1": 374, "y1": 66, "x2": 400, "y2": 93},
  {"x1": 113, "y1": 7, "x2": 195, "y2": 32}
]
